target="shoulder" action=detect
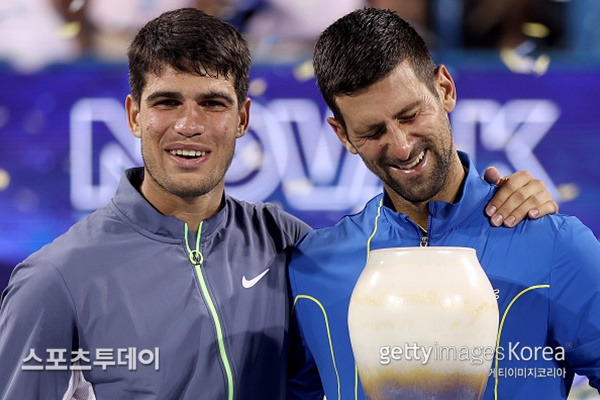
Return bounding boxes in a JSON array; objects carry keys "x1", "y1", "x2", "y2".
[
  {"x1": 224, "y1": 195, "x2": 311, "y2": 244},
  {"x1": 288, "y1": 196, "x2": 384, "y2": 297},
  {"x1": 295, "y1": 194, "x2": 384, "y2": 251},
  {"x1": 8, "y1": 204, "x2": 127, "y2": 293},
  {"x1": 2, "y1": 255, "x2": 76, "y2": 316},
  {"x1": 544, "y1": 213, "x2": 600, "y2": 262},
  {"x1": 522, "y1": 213, "x2": 598, "y2": 245},
  {"x1": 24, "y1": 205, "x2": 117, "y2": 268},
  {"x1": 2, "y1": 204, "x2": 130, "y2": 310},
  {"x1": 515, "y1": 213, "x2": 600, "y2": 284}
]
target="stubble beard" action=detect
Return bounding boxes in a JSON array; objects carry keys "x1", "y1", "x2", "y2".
[
  {"x1": 382, "y1": 144, "x2": 453, "y2": 203},
  {"x1": 377, "y1": 123, "x2": 455, "y2": 204},
  {"x1": 141, "y1": 141, "x2": 236, "y2": 199}
]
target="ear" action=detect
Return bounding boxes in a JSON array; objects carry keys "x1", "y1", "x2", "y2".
[
  {"x1": 236, "y1": 98, "x2": 251, "y2": 139},
  {"x1": 125, "y1": 95, "x2": 142, "y2": 138},
  {"x1": 327, "y1": 117, "x2": 358, "y2": 155},
  {"x1": 435, "y1": 65, "x2": 457, "y2": 113}
]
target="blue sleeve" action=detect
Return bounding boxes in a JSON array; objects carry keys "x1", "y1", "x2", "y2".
[
  {"x1": 286, "y1": 246, "x2": 324, "y2": 400},
  {"x1": 0, "y1": 260, "x2": 77, "y2": 399},
  {"x1": 286, "y1": 303, "x2": 325, "y2": 399},
  {"x1": 549, "y1": 217, "x2": 600, "y2": 391}
]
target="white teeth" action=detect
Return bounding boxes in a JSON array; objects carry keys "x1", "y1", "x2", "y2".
[
  {"x1": 398, "y1": 151, "x2": 425, "y2": 170},
  {"x1": 170, "y1": 149, "x2": 206, "y2": 157}
]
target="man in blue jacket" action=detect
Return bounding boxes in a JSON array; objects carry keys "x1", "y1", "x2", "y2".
[
  {"x1": 0, "y1": 7, "x2": 557, "y2": 400},
  {"x1": 287, "y1": 8, "x2": 600, "y2": 400}
]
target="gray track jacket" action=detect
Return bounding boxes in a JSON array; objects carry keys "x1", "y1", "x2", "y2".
[{"x1": 0, "y1": 167, "x2": 310, "y2": 399}]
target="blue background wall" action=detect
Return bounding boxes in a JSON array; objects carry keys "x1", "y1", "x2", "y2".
[{"x1": 1, "y1": 63, "x2": 600, "y2": 290}]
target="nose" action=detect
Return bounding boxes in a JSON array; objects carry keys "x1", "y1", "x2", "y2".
[
  {"x1": 174, "y1": 105, "x2": 205, "y2": 136},
  {"x1": 386, "y1": 123, "x2": 413, "y2": 160}
]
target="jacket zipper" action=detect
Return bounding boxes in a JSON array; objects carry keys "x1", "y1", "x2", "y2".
[
  {"x1": 185, "y1": 222, "x2": 234, "y2": 400},
  {"x1": 418, "y1": 212, "x2": 432, "y2": 247}
]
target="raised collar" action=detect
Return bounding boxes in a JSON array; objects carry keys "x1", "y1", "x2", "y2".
[
  {"x1": 380, "y1": 151, "x2": 495, "y2": 236},
  {"x1": 109, "y1": 167, "x2": 227, "y2": 241}
]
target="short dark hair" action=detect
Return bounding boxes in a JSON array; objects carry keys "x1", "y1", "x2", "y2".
[
  {"x1": 128, "y1": 8, "x2": 250, "y2": 107},
  {"x1": 313, "y1": 8, "x2": 437, "y2": 125}
]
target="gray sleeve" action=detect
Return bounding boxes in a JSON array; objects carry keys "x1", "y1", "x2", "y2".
[
  {"x1": 266, "y1": 204, "x2": 311, "y2": 245},
  {"x1": 0, "y1": 260, "x2": 77, "y2": 399}
]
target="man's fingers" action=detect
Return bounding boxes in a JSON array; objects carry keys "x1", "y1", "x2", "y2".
[
  {"x1": 487, "y1": 173, "x2": 553, "y2": 227},
  {"x1": 498, "y1": 195, "x2": 555, "y2": 227},
  {"x1": 485, "y1": 168, "x2": 558, "y2": 227},
  {"x1": 527, "y1": 200, "x2": 559, "y2": 219},
  {"x1": 483, "y1": 166, "x2": 502, "y2": 185},
  {"x1": 485, "y1": 170, "x2": 532, "y2": 219},
  {"x1": 490, "y1": 183, "x2": 555, "y2": 226}
]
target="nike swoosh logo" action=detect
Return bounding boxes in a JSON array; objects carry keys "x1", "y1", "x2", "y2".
[{"x1": 242, "y1": 268, "x2": 270, "y2": 289}]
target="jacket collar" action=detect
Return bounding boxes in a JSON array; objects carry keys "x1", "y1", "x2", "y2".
[
  {"x1": 110, "y1": 167, "x2": 227, "y2": 240},
  {"x1": 381, "y1": 151, "x2": 495, "y2": 236}
]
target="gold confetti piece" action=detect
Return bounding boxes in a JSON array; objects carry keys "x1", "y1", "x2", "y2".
[
  {"x1": 522, "y1": 22, "x2": 550, "y2": 39},
  {"x1": 248, "y1": 78, "x2": 268, "y2": 97},
  {"x1": 0, "y1": 169, "x2": 10, "y2": 191},
  {"x1": 59, "y1": 22, "x2": 81, "y2": 39},
  {"x1": 533, "y1": 54, "x2": 551, "y2": 76},
  {"x1": 294, "y1": 60, "x2": 314, "y2": 82},
  {"x1": 500, "y1": 47, "x2": 551, "y2": 76},
  {"x1": 558, "y1": 183, "x2": 580, "y2": 202}
]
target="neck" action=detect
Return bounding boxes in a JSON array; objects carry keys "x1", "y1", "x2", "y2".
[
  {"x1": 140, "y1": 177, "x2": 224, "y2": 232},
  {"x1": 387, "y1": 153, "x2": 465, "y2": 229}
]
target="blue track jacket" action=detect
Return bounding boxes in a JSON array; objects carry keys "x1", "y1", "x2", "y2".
[
  {"x1": 0, "y1": 167, "x2": 310, "y2": 399},
  {"x1": 288, "y1": 152, "x2": 600, "y2": 400}
]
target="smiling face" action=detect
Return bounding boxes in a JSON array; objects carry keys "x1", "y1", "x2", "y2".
[
  {"x1": 126, "y1": 65, "x2": 250, "y2": 207},
  {"x1": 328, "y1": 61, "x2": 464, "y2": 210}
]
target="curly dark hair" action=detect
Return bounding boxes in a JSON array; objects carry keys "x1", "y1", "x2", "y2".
[{"x1": 127, "y1": 8, "x2": 250, "y2": 107}]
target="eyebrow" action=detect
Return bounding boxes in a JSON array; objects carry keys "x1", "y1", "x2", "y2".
[
  {"x1": 145, "y1": 91, "x2": 182, "y2": 103},
  {"x1": 355, "y1": 100, "x2": 421, "y2": 135},
  {"x1": 392, "y1": 100, "x2": 420, "y2": 120},
  {"x1": 145, "y1": 90, "x2": 236, "y2": 106},
  {"x1": 201, "y1": 90, "x2": 236, "y2": 106}
]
